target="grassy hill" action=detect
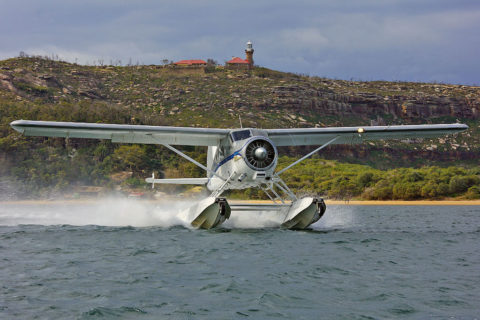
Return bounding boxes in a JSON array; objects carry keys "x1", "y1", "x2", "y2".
[{"x1": 0, "y1": 56, "x2": 479, "y2": 199}]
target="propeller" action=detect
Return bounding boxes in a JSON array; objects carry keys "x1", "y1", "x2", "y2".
[{"x1": 245, "y1": 139, "x2": 275, "y2": 169}]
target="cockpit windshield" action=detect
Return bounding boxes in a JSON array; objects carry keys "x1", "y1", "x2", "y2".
[{"x1": 230, "y1": 130, "x2": 252, "y2": 142}]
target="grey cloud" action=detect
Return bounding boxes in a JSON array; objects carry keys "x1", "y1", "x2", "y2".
[{"x1": 0, "y1": 0, "x2": 478, "y2": 84}]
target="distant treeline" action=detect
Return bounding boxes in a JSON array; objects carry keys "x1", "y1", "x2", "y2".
[
  {"x1": 274, "y1": 157, "x2": 480, "y2": 200},
  {"x1": 2, "y1": 136, "x2": 479, "y2": 200}
]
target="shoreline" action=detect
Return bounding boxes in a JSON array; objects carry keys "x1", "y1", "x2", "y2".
[
  {"x1": 324, "y1": 200, "x2": 480, "y2": 206},
  {"x1": 1, "y1": 199, "x2": 480, "y2": 206}
]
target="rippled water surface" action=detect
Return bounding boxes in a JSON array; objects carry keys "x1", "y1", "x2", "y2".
[{"x1": 1, "y1": 201, "x2": 479, "y2": 319}]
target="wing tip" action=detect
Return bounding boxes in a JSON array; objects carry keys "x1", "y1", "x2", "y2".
[{"x1": 10, "y1": 119, "x2": 26, "y2": 133}]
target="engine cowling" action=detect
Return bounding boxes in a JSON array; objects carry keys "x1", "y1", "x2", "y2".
[{"x1": 243, "y1": 138, "x2": 277, "y2": 170}]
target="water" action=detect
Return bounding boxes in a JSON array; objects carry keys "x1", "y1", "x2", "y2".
[{"x1": 0, "y1": 201, "x2": 479, "y2": 319}]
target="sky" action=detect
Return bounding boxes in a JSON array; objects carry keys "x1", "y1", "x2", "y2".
[{"x1": 0, "y1": 0, "x2": 479, "y2": 84}]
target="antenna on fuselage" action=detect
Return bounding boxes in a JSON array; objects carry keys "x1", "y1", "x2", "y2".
[{"x1": 239, "y1": 115, "x2": 243, "y2": 128}]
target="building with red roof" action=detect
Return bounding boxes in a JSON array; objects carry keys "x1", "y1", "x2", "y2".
[
  {"x1": 226, "y1": 41, "x2": 254, "y2": 69},
  {"x1": 226, "y1": 57, "x2": 250, "y2": 70},
  {"x1": 227, "y1": 57, "x2": 249, "y2": 65},
  {"x1": 173, "y1": 59, "x2": 207, "y2": 66}
]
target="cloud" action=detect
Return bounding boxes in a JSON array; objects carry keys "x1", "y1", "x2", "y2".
[
  {"x1": 280, "y1": 28, "x2": 329, "y2": 51},
  {"x1": 0, "y1": 0, "x2": 478, "y2": 84}
]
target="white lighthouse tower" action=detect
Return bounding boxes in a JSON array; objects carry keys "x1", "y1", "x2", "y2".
[{"x1": 245, "y1": 41, "x2": 254, "y2": 68}]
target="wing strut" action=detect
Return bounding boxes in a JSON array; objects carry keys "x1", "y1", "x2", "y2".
[
  {"x1": 266, "y1": 136, "x2": 339, "y2": 203},
  {"x1": 276, "y1": 136, "x2": 340, "y2": 175},
  {"x1": 161, "y1": 143, "x2": 226, "y2": 181}
]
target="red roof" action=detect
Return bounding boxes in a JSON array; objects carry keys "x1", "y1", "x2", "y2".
[
  {"x1": 227, "y1": 57, "x2": 249, "y2": 64},
  {"x1": 174, "y1": 59, "x2": 207, "y2": 65}
]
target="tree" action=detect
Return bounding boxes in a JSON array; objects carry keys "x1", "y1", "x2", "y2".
[
  {"x1": 393, "y1": 182, "x2": 421, "y2": 200},
  {"x1": 113, "y1": 145, "x2": 148, "y2": 172},
  {"x1": 448, "y1": 176, "x2": 479, "y2": 194},
  {"x1": 328, "y1": 177, "x2": 360, "y2": 199},
  {"x1": 421, "y1": 182, "x2": 439, "y2": 198},
  {"x1": 207, "y1": 59, "x2": 218, "y2": 66},
  {"x1": 465, "y1": 186, "x2": 480, "y2": 199},
  {"x1": 356, "y1": 171, "x2": 374, "y2": 188},
  {"x1": 364, "y1": 180, "x2": 393, "y2": 200}
]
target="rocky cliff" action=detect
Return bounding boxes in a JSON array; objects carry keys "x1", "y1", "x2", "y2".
[{"x1": 1, "y1": 57, "x2": 479, "y2": 167}]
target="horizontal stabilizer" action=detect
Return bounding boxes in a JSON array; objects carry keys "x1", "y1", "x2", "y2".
[{"x1": 145, "y1": 177, "x2": 208, "y2": 185}]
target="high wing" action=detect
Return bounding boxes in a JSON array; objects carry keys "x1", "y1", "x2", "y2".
[
  {"x1": 10, "y1": 120, "x2": 468, "y2": 147},
  {"x1": 265, "y1": 124, "x2": 468, "y2": 146},
  {"x1": 10, "y1": 120, "x2": 230, "y2": 146}
]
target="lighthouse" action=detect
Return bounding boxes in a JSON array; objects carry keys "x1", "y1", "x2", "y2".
[{"x1": 245, "y1": 41, "x2": 254, "y2": 67}]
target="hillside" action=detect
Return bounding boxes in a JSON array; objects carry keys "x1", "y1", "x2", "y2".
[{"x1": 0, "y1": 57, "x2": 479, "y2": 199}]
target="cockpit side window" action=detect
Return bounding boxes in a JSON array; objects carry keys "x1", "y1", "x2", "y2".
[
  {"x1": 230, "y1": 130, "x2": 252, "y2": 142},
  {"x1": 214, "y1": 145, "x2": 225, "y2": 163}
]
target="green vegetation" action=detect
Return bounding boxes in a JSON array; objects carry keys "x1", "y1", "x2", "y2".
[
  {"x1": 0, "y1": 56, "x2": 479, "y2": 199},
  {"x1": 5, "y1": 135, "x2": 479, "y2": 200},
  {"x1": 273, "y1": 157, "x2": 480, "y2": 200}
]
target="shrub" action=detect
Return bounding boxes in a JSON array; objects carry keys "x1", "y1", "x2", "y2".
[
  {"x1": 356, "y1": 171, "x2": 374, "y2": 188},
  {"x1": 393, "y1": 182, "x2": 421, "y2": 200},
  {"x1": 421, "y1": 182, "x2": 438, "y2": 198},
  {"x1": 328, "y1": 177, "x2": 361, "y2": 199},
  {"x1": 465, "y1": 186, "x2": 480, "y2": 199},
  {"x1": 449, "y1": 176, "x2": 480, "y2": 194},
  {"x1": 123, "y1": 177, "x2": 145, "y2": 188},
  {"x1": 363, "y1": 180, "x2": 393, "y2": 200}
]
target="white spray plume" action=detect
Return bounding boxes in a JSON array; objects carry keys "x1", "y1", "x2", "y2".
[
  {"x1": 0, "y1": 198, "x2": 356, "y2": 230},
  {"x1": 312, "y1": 205, "x2": 358, "y2": 229},
  {"x1": 0, "y1": 198, "x2": 192, "y2": 228},
  {"x1": 0, "y1": 197, "x2": 286, "y2": 229}
]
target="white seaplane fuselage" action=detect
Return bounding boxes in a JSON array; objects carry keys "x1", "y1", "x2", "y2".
[{"x1": 207, "y1": 128, "x2": 278, "y2": 191}]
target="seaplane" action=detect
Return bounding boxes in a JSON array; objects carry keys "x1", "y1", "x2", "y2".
[{"x1": 10, "y1": 119, "x2": 467, "y2": 229}]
